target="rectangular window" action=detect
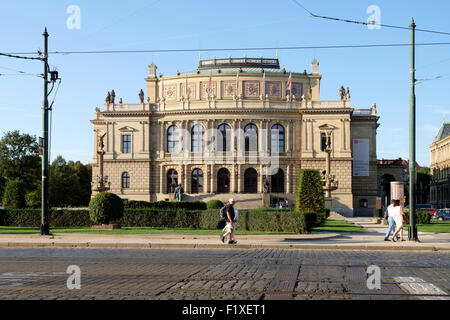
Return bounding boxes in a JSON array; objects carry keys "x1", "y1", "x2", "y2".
[{"x1": 122, "y1": 135, "x2": 131, "y2": 153}]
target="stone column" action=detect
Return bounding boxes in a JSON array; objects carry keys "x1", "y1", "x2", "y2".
[
  {"x1": 287, "y1": 165, "x2": 291, "y2": 194},
  {"x1": 205, "y1": 165, "x2": 210, "y2": 193},
  {"x1": 309, "y1": 120, "x2": 314, "y2": 152},
  {"x1": 286, "y1": 121, "x2": 291, "y2": 152},
  {"x1": 159, "y1": 121, "x2": 165, "y2": 159},
  {"x1": 159, "y1": 165, "x2": 164, "y2": 194},
  {"x1": 141, "y1": 121, "x2": 146, "y2": 152},
  {"x1": 106, "y1": 122, "x2": 110, "y2": 152},
  {"x1": 344, "y1": 119, "x2": 350, "y2": 151},
  {"x1": 302, "y1": 119, "x2": 308, "y2": 151},
  {"x1": 237, "y1": 164, "x2": 242, "y2": 193},
  {"x1": 266, "y1": 120, "x2": 271, "y2": 155},
  {"x1": 211, "y1": 165, "x2": 216, "y2": 193},
  {"x1": 183, "y1": 164, "x2": 188, "y2": 193},
  {"x1": 259, "y1": 164, "x2": 264, "y2": 194},
  {"x1": 111, "y1": 122, "x2": 116, "y2": 159}
]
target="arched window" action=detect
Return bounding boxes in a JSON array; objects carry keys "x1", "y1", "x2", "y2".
[
  {"x1": 244, "y1": 123, "x2": 258, "y2": 152},
  {"x1": 191, "y1": 124, "x2": 205, "y2": 152},
  {"x1": 271, "y1": 124, "x2": 285, "y2": 153},
  {"x1": 167, "y1": 169, "x2": 178, "y2": 194},
  {"x1": 191, "y1": 168, "x2": 204, "y2": 194},
  {"x1": 271, "y1": 169, "x2": 285, "y2": 193},
  {"x1": 217, "y1": 168, "x2": 230, "y2": 194},
  {"x1": 244, "y1": 168, "x2": 258, "y2": 193},
  {"x1": 122, "y1": 172, "x2": 130, "y2": 189},
  {"x1": 167, "y1": 125, "x2": 179, "y2": 153},
  {"x1": 217, "y1": 123, "x2": 231, "y2": 152}
]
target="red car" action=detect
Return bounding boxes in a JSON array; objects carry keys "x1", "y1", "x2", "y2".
[{"x1": 420, "y1": 208, "x2": 436, "y2": 217}]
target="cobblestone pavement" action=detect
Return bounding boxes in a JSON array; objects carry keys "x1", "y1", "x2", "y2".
[{"x1": 0, "y1": 248, "x2": 448, "y2": 300}]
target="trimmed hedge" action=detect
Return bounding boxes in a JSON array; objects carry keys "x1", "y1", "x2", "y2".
[
  {"x1": 206, "y1": 200, "x2": 224, "y2": 210},
  {"x1": 0, "y1": 209, "x2": 92, "y2": 228},
  {"x1": 0, "y1": 208, "x2": 317, "y2": 233},
  {"x1": 124, "y1": 200, "x2": 207, "y2": 211},
  {"x1": 404, "y1": 209, "x2": 432, "y2": 225}
]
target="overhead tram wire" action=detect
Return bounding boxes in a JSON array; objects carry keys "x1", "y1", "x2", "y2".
[
  {"x1": 291, "y1": 0, "x2": 450, "y2": 36},
  {"x1": 4, "y1": 41, "x2": 450, "y2": 57}
]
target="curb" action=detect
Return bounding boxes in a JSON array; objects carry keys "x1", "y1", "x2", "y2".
[{"x1": 0, "y1": 242, "x2": 448, "y2": 251}]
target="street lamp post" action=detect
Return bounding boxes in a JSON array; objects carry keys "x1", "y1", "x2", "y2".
[
  {"x1": 319, "y1": 124, "x2": 339, "y2": 209},
  {"x1": 409, "y1": 18, "x2": 419, "y2": 241}
]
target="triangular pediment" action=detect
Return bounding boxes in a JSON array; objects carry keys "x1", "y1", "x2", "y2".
[{"x1": 118, "y1": 126, "x2": 138, "y2": 132}]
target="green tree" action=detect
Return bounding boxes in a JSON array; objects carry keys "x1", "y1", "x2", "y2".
[
  {"x1": 0, "y1": 131, "x2": 40, "y2": 196},
  {"x1": 25, "y1": 188, "x2": 41, "y2": 208},
  {"x1": 48, "y1": 156, "x2": 92, "y2": 207},
  {"x1": 49, "y1": 156, "x2": 80, "y2": 207},
  {"x1": 72, "y1": 161, "x2": 92, "y2": 206},
  {"x1": 2, "y1": 178, "x2": 26, "y2": 209},
  {"x1": 296, "y1": 169, "x2": 325, "y2": 213},
  {"x1": 417, "y1": 167, "x2": 431, "y2": 204}
]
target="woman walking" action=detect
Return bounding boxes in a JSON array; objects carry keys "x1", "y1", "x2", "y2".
[{"x1": 391, "y1": 199, "x2": 406, "y2": 242}]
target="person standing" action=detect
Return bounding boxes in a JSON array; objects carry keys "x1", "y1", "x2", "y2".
[
  {"x1": 384, "y1": 200, "x2": 400, "y2": 241},
  {"x1": 392, "y1": 199, "x2": 406, "y2": 242},
  {"x1": 221, "y1": 198, "x2": 238, "y2": 245}
]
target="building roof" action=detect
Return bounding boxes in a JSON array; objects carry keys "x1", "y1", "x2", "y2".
[
  {"x1": 162, "y1": 57, "x2": 312, "y2": 78},
  {"x1": 433, "y1": 122, "x2": 450, "y2": 143},
  {"x1": 180, "y1": 67, "x2": 309, "y2": 77}
]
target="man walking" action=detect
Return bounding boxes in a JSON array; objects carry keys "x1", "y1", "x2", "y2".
[{"x1": 221, "y1": 198, "x2": 238, "y2": 245}]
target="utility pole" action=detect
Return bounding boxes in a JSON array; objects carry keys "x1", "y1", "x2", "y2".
[
  {"x1": 409, "y1": 19, "x2": 419, "y2": 241},
  {"x1": 41, "y1": 28, "x2": 50, "y2": 236}
]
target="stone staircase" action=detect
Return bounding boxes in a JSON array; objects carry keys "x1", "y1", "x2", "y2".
[{"x1": 183, "y1": 193, "x2": 265, "y2": 209}]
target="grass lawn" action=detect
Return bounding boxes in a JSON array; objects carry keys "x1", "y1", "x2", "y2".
[
  {"x1": 0, "y1": 226, "x2": 295, "y2": 236},
  {"x1": 404, "y1": 220, "x2": 450, "y2": 234},
  {"x1": 311, "y1": 219, "x2": 368, "y2": 233}
]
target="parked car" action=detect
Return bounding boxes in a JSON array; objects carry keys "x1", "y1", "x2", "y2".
[
  {"x1": 435, "y1": 209, "x2": 450, "y2": 221},
  {"x1": 420, "y1": 208, "x2": 437, "y2": 217}
]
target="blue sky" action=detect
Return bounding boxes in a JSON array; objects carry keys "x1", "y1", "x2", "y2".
[{"x1": 1, "y1": 0, "x2": 449, "y2": 166}]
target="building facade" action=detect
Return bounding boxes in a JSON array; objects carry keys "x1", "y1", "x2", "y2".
[
  {"x1": 91, "y1": 57, "x2": 380, "y2": 216},
  {"x1": 430, "y1": 122, "x2": 450, "y2": 209}
]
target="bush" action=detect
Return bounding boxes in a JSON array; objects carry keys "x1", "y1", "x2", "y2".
[
  {"x1": 206, "y1": 200, "x2": 224, "y2": 210},
  {"x1": 88, "y1": 192, "x2": 124, "y2": 225},
  {"x1": 296, "y1": 169, "x2": 325, "y2": 214},
  {"x1": 2, "y1": 179, "x2": 26, "y2": 209},
  {"x1": 404, "y1": 209, "x2": 431, "y2": 225},
  {"x1": 25, "y1": 189, "x2": 41, "y2": 209}
]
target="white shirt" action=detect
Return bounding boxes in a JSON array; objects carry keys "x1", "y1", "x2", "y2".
[{"x1": 387, "y1": 205, "x2": 395, "y2": 218}]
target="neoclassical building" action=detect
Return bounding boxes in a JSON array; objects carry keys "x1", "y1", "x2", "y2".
[
  {"x1": 91, "y1": 57, "x2": 380, "y2": 216},
  {"x1": 430, "y1": 122, "x2": 450, "y2": 209}
]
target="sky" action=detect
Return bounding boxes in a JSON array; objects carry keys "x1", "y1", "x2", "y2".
[{"x1": 1, "y1": 0, "x2": 450, "y2": 166}]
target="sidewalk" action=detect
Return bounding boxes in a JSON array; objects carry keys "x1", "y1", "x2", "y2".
[{"x1": 0, "y1": 218, "x2": 448, "y2": 251}]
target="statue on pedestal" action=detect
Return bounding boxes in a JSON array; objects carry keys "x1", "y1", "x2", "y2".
[
  {"x1": 174, "y1": 184, "x2": 184, "y2": 202},
  {"x1": 139, "y1": 89, "x2": 145, "y2": 103},
  {"x1": 105, "y1": 91, "x2": 111, "y2": 104},
  {"x1": 110, "y1": 90, "x2": 116, "y2": 104},
  {"x1": 339, "y1": 86, "x2": 345, "y2": 100}
]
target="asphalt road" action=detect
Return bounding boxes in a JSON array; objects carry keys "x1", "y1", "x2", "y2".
[{"x1": 0, "y1": 248, "x2": 448, "y2": 300}]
